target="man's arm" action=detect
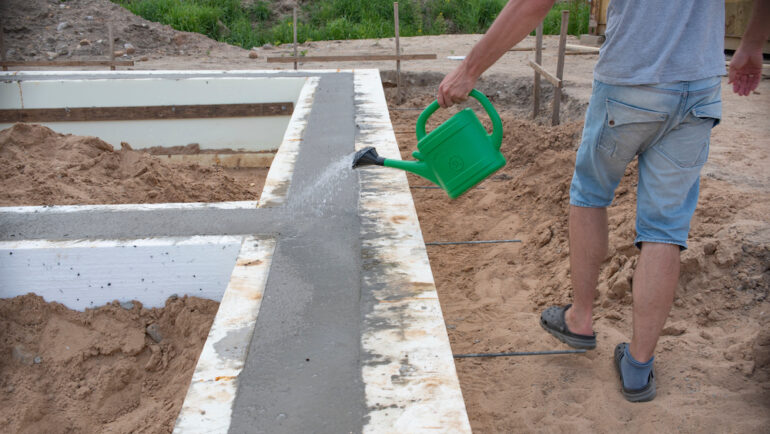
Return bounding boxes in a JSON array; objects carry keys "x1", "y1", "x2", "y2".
[
  {"x1": 728, "y1": 0, "x2": 770, "y2": 96},
  {"x1": 437, "y1": 0, "x2": 556, "y2": 108}
]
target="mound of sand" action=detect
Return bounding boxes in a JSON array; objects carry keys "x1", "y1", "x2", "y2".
[
  {"x1": 0, "y1": 123, "x2": 264, "y2": 206},
  {"x1": 389, "y1": 92, "x2": 770, "y2": 432},
  {"x1": 1, "y1": 0, "x2": 242, "y2": 62},
  {"x1": 0, "y1": 294, "x2": 218, "y2": 433}
]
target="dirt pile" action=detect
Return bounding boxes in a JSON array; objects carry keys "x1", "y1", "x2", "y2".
[
  {"x1": 1, "y1": 0, "x2": 243, "y2": 62},
  {"x1": 389, "y1": 92, "x2": 770, "y2": 432},
  {"x1": 0, "y1": 294, "x2": 218, "y2": 434},
  {"x1": 0, "y1": 123, "x2": 265, "y2": 206}
]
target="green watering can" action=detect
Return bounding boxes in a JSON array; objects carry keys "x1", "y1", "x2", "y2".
[{"x1": 352, "y1": 89, "x2": 505, "y2": 199}]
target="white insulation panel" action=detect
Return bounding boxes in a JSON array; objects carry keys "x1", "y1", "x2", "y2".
[{"x1": 0, "y1": 236, "x2": 243, "y2": 310}]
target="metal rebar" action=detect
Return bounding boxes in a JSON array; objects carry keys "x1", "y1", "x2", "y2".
[
  {"x1": 425, "y1": 239, "x2": 521, "y2": 246},
  {"x1": 454, "y1": 349, "x2": 586, "y2": 358}
]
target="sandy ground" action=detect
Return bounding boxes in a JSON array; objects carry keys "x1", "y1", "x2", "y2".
[
  {"x1": 0, "y1": 294, "x2": 218, "y2": 434},
  {"x1": 3, "y1": 0, "x2": 770, "y2": 431},
  {"x1": 386, "y1": 84, "x2": 770, "y2": 432},
  {"x1": 0, "y1": 124, "x2": 267, "y2": 206}
]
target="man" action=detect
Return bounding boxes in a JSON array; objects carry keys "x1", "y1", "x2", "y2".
[{"x1": 437, "y1": 0, "x2": 768, "y2": 402}]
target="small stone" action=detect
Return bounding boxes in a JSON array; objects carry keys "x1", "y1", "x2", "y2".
[
  {"x1": 5, "y1": 385, "x2": 14, "y2": 393},
  {"x1": 703, "y1": 242, "x2": 717, "y2": 256},
  {"x1": 661, "y1": 322, "x2": 687, "y2": 336},
  {"x1": 248, "y1": 50, "x2": 258, "y2": 59},
  {"x1": 12, "y1": 346, "x2": 34, "y2": 365},
  {"x1": 119, "y1": 301, "x2": 135, "y2": 310},
  {"x1": 33, "y1": 356, "x2": 42, "y2": 364},
  {"x1": 79, "y1": 39, "x2": 90, "y2": 46},
  {"x1": 139, "y1": 56, "x2": 149, "y2": 62},
  {"x1": 86, "y1": 16, "x2": 94, "y2": 21},
  {"x1": 113, "y1": 50, "x2": 125, "y2": 57},
  {"x1": 57, "y1": 22, "x2": 69, "y2": 32},
  {"x1": 124, "y1": 43, "x2": 136, "y2": 55},
  {"x1": 46, "y1": 51, "x2": 58, "y2": 60},
  {"x1": 146, "y1": 323, "x2": 163, "y2": 343},
  {"x1": 262, "y1": 43, "x2": 274, "y2": 50},
  {"x1": 446, "y1": 324, "x2": 456, "y2": 330},
  {"x1": 473, "y1": 339, "x2": 481, "y2": 344}
]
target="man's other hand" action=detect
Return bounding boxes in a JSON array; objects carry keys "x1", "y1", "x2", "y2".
[{"x1": 728, "y1": 47, "x2": 762, "y2": 96}]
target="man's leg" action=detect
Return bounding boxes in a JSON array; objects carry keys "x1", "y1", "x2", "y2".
[
  {"x1": 564, "y1": 205, "x2": 607, "y2": 336},
  {"x1": 629, "y1": 242, "x2": 679, "y2": 361}
]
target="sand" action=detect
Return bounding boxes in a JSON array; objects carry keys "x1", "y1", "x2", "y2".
[
  {"x1": 0, "y1": 294, "x2": 218, "y2": 434},
  {"x1": 388, "y1": 89, "x2": 770, "y2": 433},
  {"x1": 0, "y1": 124, "x2": 267, "y2": 206},
  {"x1": 3, "y1": 0, "x2": 769, "y2": 430}
]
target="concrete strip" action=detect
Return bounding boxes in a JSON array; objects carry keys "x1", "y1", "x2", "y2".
[
  {"x1": 259, "y1": 76, "x2": 319, "y2": 207},
  {"x1": 354, "y1": 69, "x2": 472, "y2": 432},
  {"x1": 0, "y1": 206, "x2": 280, "y2": 241},
  {"x1": 175, "y1": 236, "x2": 276, "y2": 433},
  {"x1": 228, "y1": 72, "x2": 366, "y2": 434}
]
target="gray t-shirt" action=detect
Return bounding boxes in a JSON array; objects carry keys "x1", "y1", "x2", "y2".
[{"x1": 594, "y1": 0, "x2": 727, "y2": 85}]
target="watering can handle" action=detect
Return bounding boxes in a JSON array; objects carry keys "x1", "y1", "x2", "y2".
[{"x1": 416, "y1": 89, "x2": 503, "y2": 149}]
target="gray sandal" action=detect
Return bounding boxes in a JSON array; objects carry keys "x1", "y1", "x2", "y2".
[
  {"x1": 540, "y1": 304, "x2": 597, "y2": 349},
  {"x1": 614, "y1": 343, "x2": 656, "y2": 402}
]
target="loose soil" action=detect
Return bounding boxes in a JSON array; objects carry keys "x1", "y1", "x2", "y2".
[
  {"x1": 387, "y1": 84, "x2": 770, "y2": 433},
  {"x1": 0, "y1": 124, "x2": 267, "y2": 206},
  {"x1": 3, "y1": 0, "x2": 769, "y2": 431},
  {"x1": 0, "y1": 294, "x2": 218, "y2": 434}
]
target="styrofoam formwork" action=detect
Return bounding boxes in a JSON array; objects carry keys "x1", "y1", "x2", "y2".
[
  {"x1": 0, "y1": 70, "x2": 471, "y2": 433},
  {"x1": 0, "y1": 72, "x2": 306, "y2": 150}
]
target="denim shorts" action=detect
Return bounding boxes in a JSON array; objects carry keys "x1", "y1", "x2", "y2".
[{"x1": 570, "y1": 76, "x2": 722, "y2": 250}]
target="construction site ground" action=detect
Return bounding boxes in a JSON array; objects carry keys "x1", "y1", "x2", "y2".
[{"x1": 2, "y1": 0, "x2": 769, "y2": 432}]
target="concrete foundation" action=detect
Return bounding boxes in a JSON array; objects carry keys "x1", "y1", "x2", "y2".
[{"x1": 0, "y1": 69, "x2": 471, "y2": 433}]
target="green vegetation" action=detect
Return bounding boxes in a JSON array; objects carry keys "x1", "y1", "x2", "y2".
[
  {"x1": 540, "y1": 0, "x2": 590, "y2": 36},
  {"x1": 112, "y1": 0, "x2": 589, "y2": 49}
]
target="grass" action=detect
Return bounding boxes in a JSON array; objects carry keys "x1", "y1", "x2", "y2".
[{"x1": 112, "y1": 0, "x2": 589, "y2": 49}]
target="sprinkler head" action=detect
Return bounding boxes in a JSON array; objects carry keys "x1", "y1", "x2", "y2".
[{"x1": 352, "y1": 146, "x2": 385, "y2": 168}]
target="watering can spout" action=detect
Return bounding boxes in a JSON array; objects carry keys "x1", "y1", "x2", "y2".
[
  {"x1": 352, "y1": 146, "x2": 385, "y2": 168},
  {"x1": 382, "y1": 158, "x2": 438, "y2": 185},
  {"x1": 352, "y1": 146, "x2": 438, "y2": 184}
]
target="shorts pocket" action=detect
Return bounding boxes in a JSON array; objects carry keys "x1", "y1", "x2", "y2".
[
  {"x1": 657, "y1": 100, "x2": 720, "y2": 168},
  {"x1": 597, "y1": 98, "x2": 668, "y2": 161}
]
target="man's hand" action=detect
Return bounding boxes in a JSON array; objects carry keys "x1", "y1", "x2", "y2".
[
  {"x1": 434, "y1": 0, "x2": 555, "y2": 108},
  {"x1": 728, "y1": 47, "x2": 762, "y2": 96},
  {"x1": 729, "y1": 0, "x2": 769, "y2": 96},
  {"x1": 437, "y1": 64, "x2": 477, "y2": 108}
]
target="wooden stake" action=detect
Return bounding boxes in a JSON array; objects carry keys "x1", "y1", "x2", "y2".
[
  {"x1": 267, "y1": 53, "x2": 434, "y2": 63},
  {"x1": 552, "y1": 10, "x2": 569, "y2": 126},
  {"x1": 533, "y1": 22, "x2": 543, "y2": 119},
  {"x1": 394, "y1": 2, "x2": 401, "y2": 91},
  {"x1": 108, "y1": 24, "x2": 115, "y2": 70},
  {"x1": 293, "y1": 6, "x2": 298, "y2": 70}
]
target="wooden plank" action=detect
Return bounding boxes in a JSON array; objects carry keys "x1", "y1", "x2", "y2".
[
  {"x1": 0, "y1": 60, "x2": 135, "y2": 67},
  {"x1": 0, "y1": 102, "x2": 294, "y2": 123},
  {"x1": 533, "y1": 22, "x2": 543, "y2": 119},
  {"x1": 528, "y1": 60, "x2": 561, "y2": 88},
  {"x1": 566, "y1": 43, "x2": 600, "y2": 53},
  {"x1": 395, "y1": 2, "x2": 401, "y2": 91},
  {"x1": 108, "y1": 24, "x2": 115, "y2": 71},
  {"x1": 158, "y1": 152, "x2": 275, "y2": 168},
  {"x1": 0, "y1": 22, "x2": 6, "y2": 71},
  {"x1": 267, "y1": 54, "x2": 436, "y2": 63},
  {"x1": 552, "y1": 10, "x2": 569, "y2": 126}
]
